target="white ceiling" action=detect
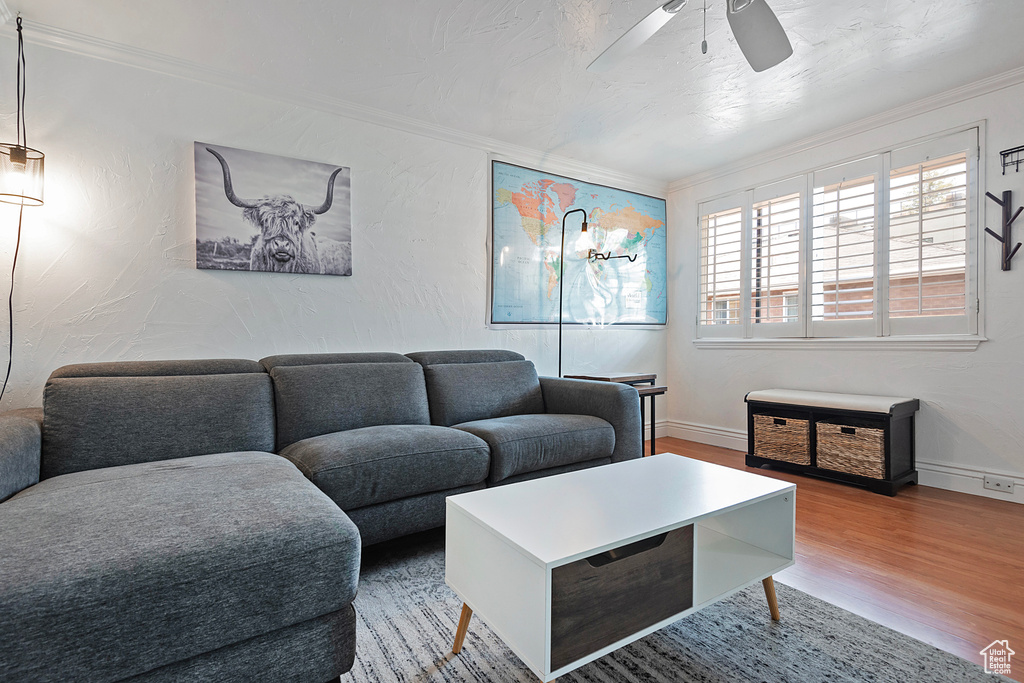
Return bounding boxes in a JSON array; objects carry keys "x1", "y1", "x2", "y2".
[{"x1": 11, "y1": 0, "x2": 1024, "y2": 183}]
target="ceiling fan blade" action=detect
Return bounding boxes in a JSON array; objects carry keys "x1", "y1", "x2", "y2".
[
  {"x1": 588, "y1": 1, "x2": 687, "y2": 73},
  {"x1": 726, "y1": 0, "x2": 793, "y2": 72}
]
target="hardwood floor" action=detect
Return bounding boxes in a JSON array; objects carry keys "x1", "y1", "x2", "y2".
[{"x1": 658, "y1": 437, "x2": 1024, "y2": 680}]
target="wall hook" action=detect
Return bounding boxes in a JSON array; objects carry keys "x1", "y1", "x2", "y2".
[{"x1": 985, "y1": 190, "x2": 1023, "y2": 271}]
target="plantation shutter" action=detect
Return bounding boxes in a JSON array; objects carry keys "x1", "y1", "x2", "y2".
[
  {"x1": 810, "y1": 156, "x2": 881, "y2": 337},
  {"x1": 698, "y1": 196, "x2": 744, "y2": 337},
  {"x1": 887, "y1": 129, "x2": 977, "y2": 335},
  {"x1": 751, "y1": 178, "x2": 803, "y2": 337}
]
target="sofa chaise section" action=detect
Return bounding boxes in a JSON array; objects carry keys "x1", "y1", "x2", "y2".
[
  {"x1": 263, "y1": 353, "x2": 491, "y2": 545},
  {"x1": 0, "y1": 359, "x2": 360, "y2": 682}
]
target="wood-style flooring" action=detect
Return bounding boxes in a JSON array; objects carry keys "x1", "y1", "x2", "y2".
[{"x1": 658, "y1": 437, "x2": 1024, "y2": 681}]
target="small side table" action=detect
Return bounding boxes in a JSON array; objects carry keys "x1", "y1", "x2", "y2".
[{"x1": 564, "y1": 373, "x2": 667, "y2": 457}]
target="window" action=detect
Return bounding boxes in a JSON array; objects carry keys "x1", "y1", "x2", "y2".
[
  {"x1": 752, "y1": 192, "x2": 801, "y2": 327},
  {"x1": 888, "y1": 151, "x2": 969, "y2": 334},
  {"x1": 698, "y1": 203, "x2": 743, "y2": 331},
  {"x1": 696, "y1": 127, "x2": 979, "y2": 341},
  {"x1": 783, "y1": 294, "x2": 798, "y2": 322}
]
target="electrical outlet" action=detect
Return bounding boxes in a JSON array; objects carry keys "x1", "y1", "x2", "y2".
[{"x1": 983, "y1": 475, "x2": 1015, "y2": 493}]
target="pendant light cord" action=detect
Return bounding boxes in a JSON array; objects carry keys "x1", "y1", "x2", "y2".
[
  {"x1": 1, "y1": 16, "x2": 29, "y2": 404},
  {"x1": 16, "y1": 15, "x2": 26, "y2": 148},
  {"x1": 0, "y1": 206, "x2": 23, "y2": 404}
]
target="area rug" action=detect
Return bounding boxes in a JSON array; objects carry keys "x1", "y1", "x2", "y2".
[{"x1": 345, "y1": 530, "x2": 1004, "y2": 682}]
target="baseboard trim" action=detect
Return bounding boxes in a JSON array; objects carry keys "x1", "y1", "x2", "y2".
[
  {"x1": 657, "y1": 420, "x2": 748, "y2": 452},
  {"x1": 916, "y1": 460, "x2": 1024, "y2": 505},
  {"x1": 659, "y1": 420, "x2": 1023, "y2": 505}
]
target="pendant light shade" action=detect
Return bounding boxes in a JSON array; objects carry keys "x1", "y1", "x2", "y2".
[
  {"x1": 0, "y1": 143, "x2": 44, "y2": 206},
  {"x1": 1, "y1": 15, "x2": 45, "y2": 207}
]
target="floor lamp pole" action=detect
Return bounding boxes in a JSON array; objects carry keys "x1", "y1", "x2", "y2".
[{"x1": 558, "y1": 208, "x2": 587, "y2": 378}]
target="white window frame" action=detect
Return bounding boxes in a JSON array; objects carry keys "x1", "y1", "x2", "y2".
[
  {"x1": 809, "y1": 155, "x2": 883, "y2": 339},
  {"x1": 886, "y1": 129, "x2": 978, "y2": 337},
  {"x1": 694, "y1": 124, "x2": 983, "y2": 347}
]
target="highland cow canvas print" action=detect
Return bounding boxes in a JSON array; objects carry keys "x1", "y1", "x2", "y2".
[{"x1": 194, "y1": 142, "x2": 352, "y2": 275}]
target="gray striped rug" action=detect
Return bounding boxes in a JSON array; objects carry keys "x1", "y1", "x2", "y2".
[{"x1": 346, "y1": 530, "x2": 1003, "y2": 682}]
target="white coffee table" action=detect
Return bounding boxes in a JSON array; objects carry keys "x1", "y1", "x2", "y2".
[{"x1": 445, "y1": 453, "x2": 796, "y2": 681}]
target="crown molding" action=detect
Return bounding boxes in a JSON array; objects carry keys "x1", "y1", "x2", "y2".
[
  {"x1": 0, "y1": 8, "x2": 668, "y2": 197},
  {"x1": 668, "y1": 64, "x2": 1024, "y2": 194}
]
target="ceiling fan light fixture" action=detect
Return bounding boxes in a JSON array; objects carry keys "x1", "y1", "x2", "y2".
[{"x1": 726, "y1": 0, "x2": 793, "y2": 72}]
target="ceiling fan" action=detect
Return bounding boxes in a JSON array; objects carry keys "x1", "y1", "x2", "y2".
[{"x1": 588, "y1": 0, "x2": 793, "y2": 73}]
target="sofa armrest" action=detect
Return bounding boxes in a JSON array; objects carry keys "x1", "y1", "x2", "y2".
[
  {"x1": 0, "y1": 407, "x2": 42, "y2": 502},
  {"x1": 539, "y1": 377, "x2": 641, "y2": 463}
]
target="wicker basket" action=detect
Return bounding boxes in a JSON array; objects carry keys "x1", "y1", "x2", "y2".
[
  {"x1": 816, "y1": 422, "x2": 885, "y2": 479},
  {"x1": 753, "y1": 414, "x2": 810, "y2": 465}
]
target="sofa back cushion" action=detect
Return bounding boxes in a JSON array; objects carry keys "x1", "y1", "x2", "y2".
[
  {"x1": 260, "y1": 352, "x2": 412, "y2": 372},
  {"x1": 42, "y1": 360, "x2": 275, "y2": 479},
  {"x1": 405, "y1": 349, "x2": 525, "y2": 368},
  {"x1": 423, "y1": 360, "x2": 545, "y2": 427},
  {"x1": 271, "y1": 362, "x2": 430, "y2": 450}
]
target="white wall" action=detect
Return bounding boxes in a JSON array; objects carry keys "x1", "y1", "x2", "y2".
[
  {"x1": 666, "y1": 77, "x2": 1024, "y2": 502},
  {"x1": 0, "y1": 41, "x2": 668, "y2": 408}
]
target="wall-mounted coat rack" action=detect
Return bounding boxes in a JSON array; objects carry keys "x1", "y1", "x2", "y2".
[
  {"x1": 985, "y1": 190, "x2": 1023, "y2": 271},
  {"x1": 1000, "y1": 145, "x2": 1024, "y2": 175}
]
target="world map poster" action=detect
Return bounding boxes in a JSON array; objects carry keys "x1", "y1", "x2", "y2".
[{"x1": 491, "y1": 161, "x2": 667, "y2": 325}]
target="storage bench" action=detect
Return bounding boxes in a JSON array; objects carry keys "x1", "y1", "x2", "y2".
[{"x1": 745, "y1": 389, "x2": 919, "y2": 496}]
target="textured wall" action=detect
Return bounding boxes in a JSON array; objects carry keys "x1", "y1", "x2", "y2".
[
  {"x1": 0, "y1": 43, "x2": 667, "y2": 408},
  {"x1": 667, "y1": 80, "x2": 1024, "y2": 498}
]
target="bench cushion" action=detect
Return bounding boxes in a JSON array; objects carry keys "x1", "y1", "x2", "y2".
[
  {"x1": 280, "y1": 424, "x2": 490, "y2": 509},
  {"x1": 0, "y1": 451, "x2": 360, "y2": 682},
  {"x1": 454, "y1": 413, "x2": 615, "y2": 484},
  {"x1": 271, "y1": 362, "x2": 430, "y2": 450},
  {"x1": 423, "y1": 360, "x2": 545, "y2": 427}
]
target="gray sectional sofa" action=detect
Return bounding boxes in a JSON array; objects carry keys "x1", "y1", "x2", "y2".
[{"x1": 0, "y1": 349, "x2": 641, "y2": 682}]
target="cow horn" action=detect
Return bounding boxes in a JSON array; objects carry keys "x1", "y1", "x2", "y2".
[
  {"x1": 310, "y1": 168, "x2": 345, "y2": 215},
  {"x1": 206, "y1": 147, "x2": 258, "y2": 209}
]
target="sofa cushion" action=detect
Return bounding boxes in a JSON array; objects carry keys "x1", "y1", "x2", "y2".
[
  {"x1": 0, "y1": 409, "x2": 42, "y2": 502},
  {"x1": 454, "y1": 414, "x2": 615, "y2": 484},
  {"x1": 42, "y1": 372, "x2": 275, "y2": 478},
  {"x1": 405, "y1": 349, "x2": 525, "y2": 367},
  {"x1": 48, "y1": 358, "x2": 264, "y2": 378},
  {"x1": 280, "y1": 424, "x2": 490, "y2": 509},
  {"x1": 271, "y1": 362, "x2": 430, "y2": 450},
  {"x1": 423, "y1": 360, "x2": 545, "y2": 427},
  {"x1": 0, "y1": 451, "x2": 360, "y2": 682},
  {"x1": 260, "y1": 352, "x2": 412, "y2": 373}
]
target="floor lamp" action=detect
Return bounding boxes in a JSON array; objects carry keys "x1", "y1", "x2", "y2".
[
  {"x1": 557, "y1": 208, "x2": 588, "y2": 377},
  {"x1": 0, "y1": 16, "x2": 46, "y2": 402}
]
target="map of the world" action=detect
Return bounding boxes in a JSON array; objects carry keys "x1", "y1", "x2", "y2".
[{"x1": 491, "y1": 161, "x2": 667, "y2": 325}]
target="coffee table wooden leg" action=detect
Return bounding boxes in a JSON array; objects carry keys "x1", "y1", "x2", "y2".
[
  {"x1": 452, "y1": 603, "x2": 473, "y2": 654},
  {"x1": 762, "y1": 576, "x2": 781, "y2": 621}
]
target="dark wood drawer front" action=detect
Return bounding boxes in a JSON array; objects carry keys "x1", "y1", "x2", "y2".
[{"x1": 550, "y1": 525, "x2": 693, "y2": 671}]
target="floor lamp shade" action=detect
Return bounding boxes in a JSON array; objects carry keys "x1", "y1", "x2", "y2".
[{"x1": 0, "y1": 144, "x2": 44, "y2": 206}]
